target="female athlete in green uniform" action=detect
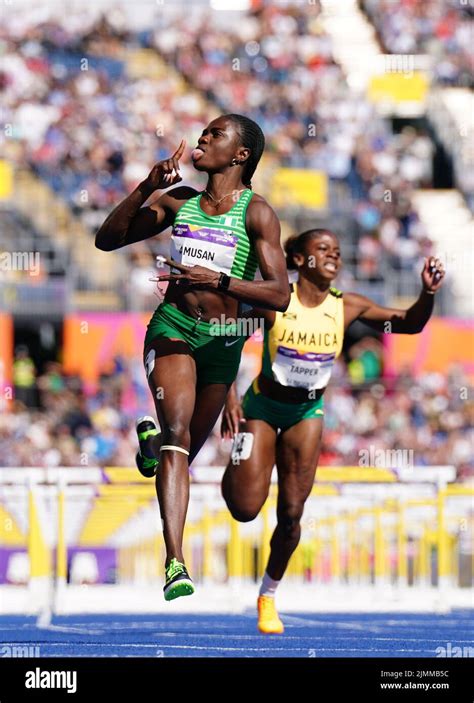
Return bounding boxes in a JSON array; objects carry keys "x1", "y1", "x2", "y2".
[
  {"x1": 95, "y1": 114, "x2": 290, "y2": 601},
  {"x1": 221, "y1": 228, "x2": 445, "y2": 633}
]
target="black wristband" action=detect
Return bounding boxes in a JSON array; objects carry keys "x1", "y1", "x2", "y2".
[{"x1": 218, "y1": 273, "x2": 231, "y2": 291}]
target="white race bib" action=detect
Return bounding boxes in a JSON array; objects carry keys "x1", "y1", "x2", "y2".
[
  {"x1": 170, "y1": 224, "x2": 237, "y2": 274},
  {"x1": 272, "y1": 345, "x2": 335, "y2": 390}
]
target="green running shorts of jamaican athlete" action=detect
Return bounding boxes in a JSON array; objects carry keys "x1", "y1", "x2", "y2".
[
  {"x1": 144, "y1": 303, "x2": 248, "y2": 387},
  {"x1": 242, "y1": 378, "x2": 324, "y2": 431}
]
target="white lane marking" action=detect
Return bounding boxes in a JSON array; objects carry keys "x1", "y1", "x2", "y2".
[
  {"x1": 11, "y1": 642, "x2": 438, "y2": 655},
  {"x1": 282, "y1": 614, "x2": 383, "y2": 632},
  {"x1": 36, "y1": 625, "x2": 106, "y2": 635}
]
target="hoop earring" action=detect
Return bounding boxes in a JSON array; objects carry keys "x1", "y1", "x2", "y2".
[{"x1": 232, "y1": 158, "x2": 240, "y2": 166}]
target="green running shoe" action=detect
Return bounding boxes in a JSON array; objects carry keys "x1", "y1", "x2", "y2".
[
  {"x1": 164, "y1": 558, "x2": 195, "y2": 601},
  {"x1": 135, "y1": 416, "x2": 160, "y2": 478}
]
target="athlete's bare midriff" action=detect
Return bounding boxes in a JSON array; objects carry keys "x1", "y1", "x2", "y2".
[{"x1": 164, "y1": 284, "x2": 240, "y2": 322}]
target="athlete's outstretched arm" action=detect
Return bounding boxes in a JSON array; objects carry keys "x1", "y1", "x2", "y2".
[
  {"x1": 154, "y1": 199, "x2": 290, "y2": 312},
  {"x1": 345, "y1": 257, "x2": 445, "y2": 334},
  {"x1": 95, "y1": 141, "x2": 192, "y2": 251}
]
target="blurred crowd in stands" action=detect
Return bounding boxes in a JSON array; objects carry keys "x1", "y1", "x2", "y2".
[
  {"x1": 2, "y1": 345, "x2": 472, "y2": 479},
  {"x1": 363, "y1": 0, "x2": 473, "y2": 87},
  {"x1": 2, "y1": 0, "x2": 461, "y2": 292},
  {"x1": 1, "y1": 2, "x2": 471, "y2": 474},
  {"x1": 147, "y1": 3, "x2": 438, "y2": 275}
]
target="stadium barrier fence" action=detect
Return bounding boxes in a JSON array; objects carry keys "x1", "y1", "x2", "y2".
[{"x1": 0, "y1": 466, "x2": 472, "y2": 614}]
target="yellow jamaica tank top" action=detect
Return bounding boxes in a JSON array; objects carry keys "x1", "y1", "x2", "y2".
[{"x1": 261, "y1": 283, "x2": 344, "y2": 391}]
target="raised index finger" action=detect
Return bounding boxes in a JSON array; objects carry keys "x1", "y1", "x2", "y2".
[{"x1": 172, "y1": 139, "x2": 186, "y2": 161}]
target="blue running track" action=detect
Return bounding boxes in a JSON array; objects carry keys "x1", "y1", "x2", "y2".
[{"x1": 0, "y1": 610, "x2": 472, "y2": 657}]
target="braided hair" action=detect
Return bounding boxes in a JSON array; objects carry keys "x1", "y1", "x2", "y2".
[
  {"x1": 225, "y1": 114, "x2": 265, "y2": 189},
  {"x1": 285, "y1": 229, "x2": 337, "y2": 270}
]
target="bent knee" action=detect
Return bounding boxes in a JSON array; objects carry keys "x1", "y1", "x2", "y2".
[
  {"x1": 224, "y1": 495, "x2": 263, "y2": 523},
  {"x1": 162, "y1": 424, "x2": 191, "y2": 451},
  {"x1": 280, "y1": 502, "x2": 304, "y2": 521},
  {"x1": 277, "y1": 503, "x2": 304, "y2": 534},
  {"x1": 230, "y1": 506, "x2": 261, "y2": 523}
]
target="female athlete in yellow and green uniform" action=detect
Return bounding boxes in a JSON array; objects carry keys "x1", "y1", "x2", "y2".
[
  {"x1": 95, "y1": 114, "x2": 290, "y2": 601},
  {"x1": 221, "y1": 228, "x2": 445, "y2": 633}
]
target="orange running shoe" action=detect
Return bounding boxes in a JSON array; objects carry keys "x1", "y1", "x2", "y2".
[{"x1": 257, "y1": 595, "x2": 284, "y2": 634}]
